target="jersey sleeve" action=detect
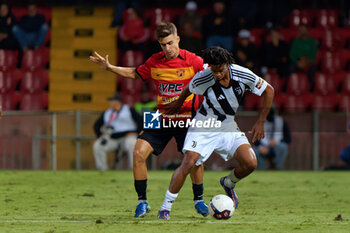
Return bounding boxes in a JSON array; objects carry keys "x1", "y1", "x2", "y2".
[
  {"x1": 237, "y1": 66, "x2": 267, "y2": 96},
  {"x1": 192, "y1": 54, "x2": 205, "y2": 73},
  {"x1": 189, "y1": 69, "x2": 215, "y2": 95},
  {"x1": 136, "y1": 57, "x2": 153, "y2": 81}
]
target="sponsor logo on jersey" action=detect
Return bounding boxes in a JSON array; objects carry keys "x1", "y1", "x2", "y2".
[
  {"x1": 256, "y1": 78, "x2": 263, "y2": 89},
  {"x1": 159, "y1": 83, "x2": 184, "y2": 95},
  {"x1": 176, "y1": 69, "x2": 185, "y2": 78},
  {"x1": 218, "y1": 94, "x2": 226, "y2": 100}
]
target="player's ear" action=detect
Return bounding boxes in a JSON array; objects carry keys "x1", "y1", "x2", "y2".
[{"x1": 177, "y1": 36, "x2": 180, "y2": 43}]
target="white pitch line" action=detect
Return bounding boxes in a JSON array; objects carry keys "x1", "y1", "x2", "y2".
[
  {"x1": 0, "y1": 219, "x2": 92, "y2": 223},
  {"x1": 0, "y1": 219, "x2": 348, "y2": 225}
]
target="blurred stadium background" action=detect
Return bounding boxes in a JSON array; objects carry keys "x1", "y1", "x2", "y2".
[{"x1": 0, "y1": 0, "x2": 349, "y2": 171}]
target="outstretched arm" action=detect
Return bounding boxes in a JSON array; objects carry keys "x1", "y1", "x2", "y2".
[
  {"x1": 249, "y1": 83, "x2": 274, "y2": 143},
  {"x1": 89, "y1": 51, "x2": 139, "y2": 79},
  {"x1": 164, "y1": 85, "x2": 192, "y2": 115}
]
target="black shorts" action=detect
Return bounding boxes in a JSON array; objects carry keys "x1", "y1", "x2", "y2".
[{"x1": 138, "y1": 127, "x2": 188, "y2": 155}]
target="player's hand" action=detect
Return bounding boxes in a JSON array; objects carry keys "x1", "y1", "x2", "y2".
[
  {"x1": 249, "y1": 120, "x2": 265, "y2": 143},
  {"x1": 259, "y1": 146, "x2": 269, "y2": 155},
  {"x1": 164, "y1": 99, "x2": 183, "y2": 115},
  {"x1": 89, "y1": 51, "x2": 111, "y2": 70},
  {"x1": 269, "y1": 139, "x2": 277, "y2": 147}
]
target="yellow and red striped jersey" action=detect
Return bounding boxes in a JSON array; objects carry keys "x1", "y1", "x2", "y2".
[{"x1": 136, "y1": 49, "x2": 204, "y2": 120}]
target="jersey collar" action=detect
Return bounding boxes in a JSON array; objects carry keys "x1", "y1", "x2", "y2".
[{"x1": 160, "y1": 49, "x2": 185, "y2": 60}]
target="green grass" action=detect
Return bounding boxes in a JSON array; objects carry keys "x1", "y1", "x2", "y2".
[{"x1": 0, "y1": 170, "x2": 349, "y2": 233}]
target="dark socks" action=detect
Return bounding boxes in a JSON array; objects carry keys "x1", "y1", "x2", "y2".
[
  {"x1": 192, "y1": 183, "x2": 203, "y2": 201},
  {"x1": 134, "y1": 179, "x2": 147, "y2": 200}
]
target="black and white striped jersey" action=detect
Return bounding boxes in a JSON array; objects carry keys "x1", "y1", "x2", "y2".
[{"x1": 189, "y1": 64, "x2": 268, "y2": 122}]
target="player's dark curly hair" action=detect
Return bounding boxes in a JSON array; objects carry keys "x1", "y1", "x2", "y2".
[{"x1": 201, "y1": 46, "x2": 235, "y2": 65}]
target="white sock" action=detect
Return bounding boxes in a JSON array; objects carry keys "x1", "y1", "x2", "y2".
[
  {"x1": 160, "y1": 190, "x2": 178, "y2": 211},
  {"x1": 224, "y1": 169, "x2": 240, "y2": 187},
  {"x1": 194, "y1": 200, "x2": 203, "y2": 205},
  {"x1": 138, "y1": 200, "x2": 147, "y2": 204}
]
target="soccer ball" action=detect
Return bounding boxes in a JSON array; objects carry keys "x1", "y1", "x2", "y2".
[{"x1": 208, "y1": 194, "x2": 235, "y2": 220}]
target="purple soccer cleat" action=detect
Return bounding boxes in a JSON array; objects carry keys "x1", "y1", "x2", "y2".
[
  {"x1": 220, "y1": 176, "x2": 239, "y2": 209},
  {"x1": 157, "y1": 209, "x2": 170, "y2": 220}
]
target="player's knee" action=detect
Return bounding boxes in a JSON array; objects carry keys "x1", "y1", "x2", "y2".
[
  {"x1": 179, "y1": 160, "x2": 194, "y2": 174},
  {"x1": 247, "y1": 158, "x2": 257, "y2": 171},
  {"x1": 180, "y1": 151, "x2": 199, "y2": 174},
  {"x1": 246, "y1": 154, "x2": 257, "y2": 171},
  {"x1": 93, "y1": 140, "x2": 100, "y2": 151},
  {"x1": 133, "y1": 148, "x2": 146, "y2": 165}
]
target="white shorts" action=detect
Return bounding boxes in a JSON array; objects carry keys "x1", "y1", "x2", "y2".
[{"x1": 183, "y1": 131, "x2": 250, "y2": 166}]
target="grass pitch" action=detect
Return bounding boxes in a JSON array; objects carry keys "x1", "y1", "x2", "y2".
[{"x1": 0, "y1": 170, "x2": 349, "y2": 233}]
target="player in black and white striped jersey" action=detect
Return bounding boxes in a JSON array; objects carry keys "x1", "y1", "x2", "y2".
[{"x1": 157, "y1": 46, "x2": 274, "y2": 219}]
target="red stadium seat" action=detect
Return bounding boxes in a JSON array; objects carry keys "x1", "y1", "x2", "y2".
[
  {"x1": 321, "y1": 51, "x2": 344, "y2": 74},
  {"x1": 21, "y1": 48, "x2": 49, "y2": 71},
  {"x1": 330, "y1": 71, "x2": 347, "y2": 90},
  {"x1": 289, "y1": 9, "x2": 313, "y2": 28},
  {"x1": 0, "y1": 93, "x2": 18, "y2": 110},
  {"x1": 339, "y1": 28, "x2": 350, "y2": 48},
  {"x1": 342, "y1": 74, "x2": 350, "y2": 94},
  {"x1": 20, "y1": 70, "x2": 49, "y2": 93},
  {"x1": 313, "y1": 72, "x2": 336, "y2": 95},
  {"x1": 338, "y1": 94, "x2": 350, "y2": 112},
  {"x1": 0, "y1": 50, "x2": 18, "y2": 71},
  {"x1": 144, "y1": 8, "x2": 175, "y2": 40},
  {"x1": 273, "y1": 93, "x2": 287, "y2": 111},
  {"x1": 249, "y1": 28, "x2": 264, "y2": 47},
  {"x1": 284, "y1": 94, "x2": 312, "y2": 113},
  {"x1": 263, "y1": 72, "x2": 283, "y2": 93},
  {"x1": 339, "y1": 50, "x2": 350, "y2": 71},
  {"x1": 44, "y1": 29, "x2": 51, "y2": 47},
  {"x1": 11, "y1": 7, "x2": 27, "y2": 20},
  {"x1": 145, "y1": 8, "x2": 174, "y2": 26},
  {"x1": 308, "y1": 28, "x2": 324, "y2": 43},
  {"x1": 121, "y1": 50, "x2": 144, "y2": 67},
  {"x1": 310, "y1": 94, "x2": 339, "y2": 112},
  {"x1": 119, "y1": 77, "x2": 144, "y2": 94},
  {"x1": 316, "y1": 10, "x2": 338, "y2": 28},
  {"x1": 121, "y1": 92, "x2": 141, "y2": 106},
  {"x1": 321, "y1": 29, "x2": 345, "y2": 51},
  {"x1": 243, "y1": 93, "x2": 260, "y2": 110},
  {"x1": 19, "y1": 92, "x2": 48, "y2": 110},
  {"x1": 12, "y1": 7, "x2": 51, "y2": 23},
  {"x1": 286, "y1": 73, "x2": 310, "y2": 95},
  {"x1": 38, "y1": 7, "x2": 52, "y2": 23},
  {"x1": 279, "y1": 28, "x2": 298, "y2": 42},
  {"x1": 0, "y1": 71, "x2": 19, "y2": 93}
]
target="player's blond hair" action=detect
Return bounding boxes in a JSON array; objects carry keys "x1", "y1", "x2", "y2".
[{"x1": 156, "y1": 22, "x2": 177, "y2": 39}]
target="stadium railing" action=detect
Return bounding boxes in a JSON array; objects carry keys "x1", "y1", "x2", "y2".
[{"x1": 0, "y1": 110, "x2": 349, "y2": 170}]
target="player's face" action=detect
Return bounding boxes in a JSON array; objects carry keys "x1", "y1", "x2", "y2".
[
  {"x1": 158, "y1": 34, "x2": 180, "y2": 60},
  {"x1": 0, "y1": 4, "x2": 9, "y2": 17},
  {"x1": 109, "y1": 100, "x2": 122, "y2": 111},
  {"x1": 210, "y1": 64, "x2": 229, "y2": 81}
]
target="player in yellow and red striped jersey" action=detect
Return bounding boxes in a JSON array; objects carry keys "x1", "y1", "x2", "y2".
[
  {"x1": 89, "y1": 22, "x2": 208, "y2": 219},
  {"x1": 136, "y1": 48, "x2": 203, "y2": 120}
]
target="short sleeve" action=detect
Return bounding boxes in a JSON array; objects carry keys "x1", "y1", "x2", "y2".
[
  {"x1": 233, "y1": 65, "x2": 267, "y2": 96},
  {"x1": 189, "y1": 69, "x2": 215, "y2": 95},
  {"x1": 136, "y1": 57, "x2": 153, "y2": 81},
  {"x1": 192, "y1": 54, "x2": 205, "y2": 73}
]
